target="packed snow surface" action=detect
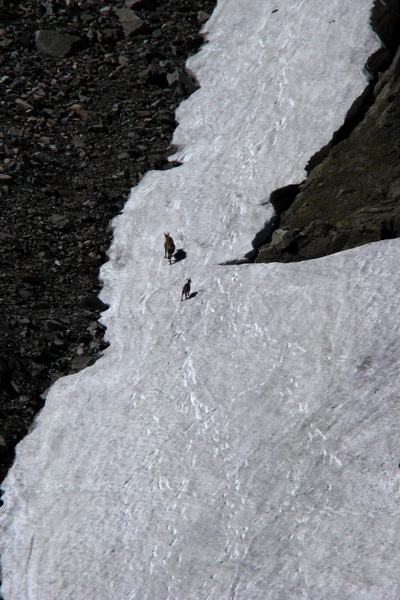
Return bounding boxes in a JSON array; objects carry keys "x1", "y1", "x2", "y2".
[{"x1": 2, "y1": 1, "x2": 399, "y2": 599}]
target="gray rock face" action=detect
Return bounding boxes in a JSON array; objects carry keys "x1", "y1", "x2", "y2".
[{"x1": 35, "y1": 30, "x2": 85, "y2": 57}]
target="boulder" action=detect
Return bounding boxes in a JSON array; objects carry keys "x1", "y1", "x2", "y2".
[
  {"x1": 256, "y1": 229, "x2": 296, "y2": 262},
  {"x1": 197, "y1": 11, "x2": 210, "y2": 24},
  {"x1": 35, "y1": 30, "x2": 86, "y2": 57},
  {"x1": 167, "y1": 68, "x2": 199, "y2": 95},
  {"x1": 114, "y1": 8, "x2": 146, "y2": 37}
]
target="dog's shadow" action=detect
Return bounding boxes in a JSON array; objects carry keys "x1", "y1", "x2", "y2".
[
  {"x1": 182, "y1": 291, "x2": 199, "y2": 301},
  {"x1": 174, "y1": 249, "x2": 186, "y2": 263}
]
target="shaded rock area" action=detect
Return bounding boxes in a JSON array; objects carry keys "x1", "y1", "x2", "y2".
[
  {"x1": 0, "y1": 0, "x2": 215, "y2": 485},
  {"x1": 255, "y1": 0, "x2": 400, "y2": 264},
  {"x1": 35, "y1": 29, "x2": 88, "y2": 56}
]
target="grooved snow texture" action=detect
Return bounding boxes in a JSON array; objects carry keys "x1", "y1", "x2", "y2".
[{"x1": 2, "y1": 2, "x2": 397, "y2": 600}]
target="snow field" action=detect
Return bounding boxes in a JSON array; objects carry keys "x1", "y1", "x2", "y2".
[{"x1": 3, "y1": 1, "x2": 398, "y2": 599}]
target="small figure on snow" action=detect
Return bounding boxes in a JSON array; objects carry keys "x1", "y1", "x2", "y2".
[
  {"x1": 164, "y1": 232, "x2": 175, "y2": 264},
  {"x1": 181, "y1": 278, "x2": 191, "y2": 301}
]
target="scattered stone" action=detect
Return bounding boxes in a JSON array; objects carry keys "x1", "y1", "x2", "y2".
[
  {"x1": 69, "y1": 104, "x2": 91, "y2": 119},
  {"x1": 97, "y1": 28, "x2": 120, "y2": 44},
  {"x1": 167, "y1": 68, "x2": 199, "y2": 94},
  {"x1": 118, "y1": 54, "x2": 130, "y2": 67},
  {"x1": 72, "y1": 135, "x2": 85, "y2": 148},
  {"x1": 44, "y1": 320, "x2": 67, "y2": 332},
  {"x1": 0, "y1": 38, "x2": 13, "y2": 48},
  {"x1": 114, "y1": 8, "x2": 146, "y2": 37},
  {"x1": 0, "y1": 174, "x2": 13, "y2": 183},
  {"x1": 41, "y1": 1, "x2": 54, "y2": 15},
  {"x1": 270, "y1": 229, "x2": 295, "y2": 252},
  {"x1": 70, "y1": 354, "x2": 97, "y2": 372},
  {"x1": 197, "y1": 11, "x2": 210, "y2": 24},
  {"x1": 89, "y1": 122, "x2": 108, "y2": 133},
  {"x1": 48, "y1": 214, "x2": 70, "y2": 228},
  {"x1": 15, "y1": 98, "x2": 34, "y2": 112},
  {"x1": 35, "y1": 30, "x2": 86, "y2": 57},
  {"x1": 79, "y1": 295, "x2": 110, "y2": 312},
  {"x1": 19, "y1": 272, "x2": 43, "y2": 286}
]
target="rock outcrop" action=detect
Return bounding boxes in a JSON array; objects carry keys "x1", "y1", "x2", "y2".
[{"x1": 256, "y1": 0, "x2": 400, "y2": 263}]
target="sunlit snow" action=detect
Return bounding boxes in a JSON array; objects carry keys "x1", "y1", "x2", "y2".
[{"x1": 2, "y1": 1, "x2": 399, "y2": 599}]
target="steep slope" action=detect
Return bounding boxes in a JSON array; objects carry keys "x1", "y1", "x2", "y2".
[
  {"x1": 256, "y1": 0, "x2": 400, "y2": 263},
  {"x1": 2, "y1": 2, "x2": 396, "y2": 599}
]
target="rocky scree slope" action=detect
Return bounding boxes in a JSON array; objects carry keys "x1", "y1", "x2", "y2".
[{"x1": 0, "y1": 0, "x2": 215, "y2": 486}]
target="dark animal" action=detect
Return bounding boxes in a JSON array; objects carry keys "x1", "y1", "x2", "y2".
[
  {"x1": 181, "y1": 278, "x2": 191, "y2": 301},
  {"x1": 164, "y1": 233, "x2": 175, "y2": 264}
]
